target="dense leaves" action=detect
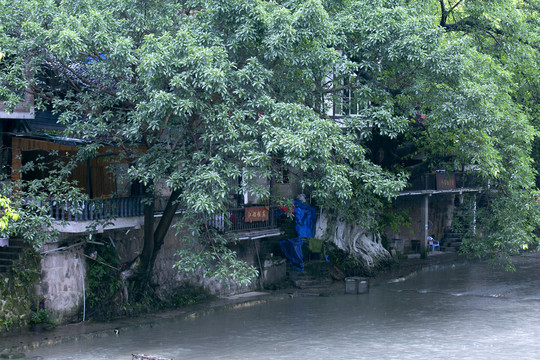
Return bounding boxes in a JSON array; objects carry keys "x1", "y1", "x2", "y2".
[{"x1": 1, "y1": 0, "x2": 540, "y2": 278}]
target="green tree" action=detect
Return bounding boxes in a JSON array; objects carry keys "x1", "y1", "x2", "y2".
[
  {"x1": 1, "y1": 0, "x2": 539, "y2": 299},
  {"x1": 331, "y1": 0, "x2": 540, "y2": 264},
  {"x1": 0, "y1": 0, "x2": 405, "y2": 298},
  {"x1": 428, "y1": 0, "x2": 540, "y2": 263}
]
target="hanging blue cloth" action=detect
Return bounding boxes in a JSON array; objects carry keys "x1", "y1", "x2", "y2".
[
  {"x1": 293, "y1": 200, "x2": 316, "y2": 238},
  {"x1": 279, "y1": 237, "x2": 309, "y2": 271}
]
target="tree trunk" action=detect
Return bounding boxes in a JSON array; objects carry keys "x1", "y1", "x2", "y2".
[
  {"x1": 122, "y1": 188, "x2": 182, "y2": 300},
  {"x1": 149, "y1": 188, "x2": 182, "y2": 269},
  {"x1": 139, "y1": 200, "x2": 155, "y2": 274}
]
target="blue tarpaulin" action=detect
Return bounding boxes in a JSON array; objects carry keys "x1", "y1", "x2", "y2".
[
  {"x1": 293, "y1": 200, "x2": 316, "y2": 238},
  {"x1": 278, "y1": 200, "x2": 317, "y2": 271},
  {"x1": 279, "y1": 237, "x2": 309, "y2": 271}
]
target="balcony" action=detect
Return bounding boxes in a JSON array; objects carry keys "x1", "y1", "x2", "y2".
[
  {"x1": 50, "y1": 196, "x2": 145, "y2": 221},
  {"x1": 400, "y1": 172, "x2": 483, "y2": 195},
  {"x1": 50, "y1": 198, "x2": 281, "y2": 239},
  {"x1": 207, "y1": 205, "x2": 281, "y2": 240},
  {"x1": 50, "y1": 196, "x2": 145, "y2": 234}
]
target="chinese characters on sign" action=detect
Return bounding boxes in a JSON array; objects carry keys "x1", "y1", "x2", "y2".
[
  {"x1": 436, "y1": 173, "x2": 456, "y2": 190},
  {"x1": 245, "y1": 206, "x2": 269, "y2": 223}
]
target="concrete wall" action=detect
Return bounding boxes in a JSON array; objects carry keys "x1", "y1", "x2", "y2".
[
  {"x1": 38, "y1": 228, "x2": 142, "y2": 324},
  {"x1": 39, "y1": 215, "x2": 275, "y2": 324},
  {"x1": 40, "y1": 244, "x2": 86, "y2": 324}
]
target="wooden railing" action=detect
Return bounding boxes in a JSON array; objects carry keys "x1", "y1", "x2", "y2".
[
  {"x1": 206, "y1": 205, "x2": 278, "y2": 233},
  {"x1": 50, "y1": 196, "x2": 145, "y2": 221}
]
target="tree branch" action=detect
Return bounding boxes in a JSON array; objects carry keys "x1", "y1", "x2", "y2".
[
  {"x1": 439, "y1": 0, "x2": 448, "y2": 27},
  {"x1": 449, "y1": 0, "x2": 465, "y2": 13},
  {"x1": 54, "y1": 57, "x2": 118, "y2": 97},
  {"x1": 156, "y1": 110, "x2": 173, "y2": 139},
  {"x1": 440, "y1": 15, "x2": 504, "y2": 38}
]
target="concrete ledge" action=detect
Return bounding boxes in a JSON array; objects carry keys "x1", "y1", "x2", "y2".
[{"x1": 52, "y1": 216, "x2": 144, "y2": 234}]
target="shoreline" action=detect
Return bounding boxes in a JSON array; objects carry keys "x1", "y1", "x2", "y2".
[{"x1": 0, "y1": 251, "x2": 466, "y2": 357}]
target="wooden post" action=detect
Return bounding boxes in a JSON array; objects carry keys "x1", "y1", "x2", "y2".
[
  {"x1": 11, "y1": 144, "x2": 21, "y2": 181},
  {"x1": 472, "y1": 194, "x2": 477, "y2": 235},
  {"x1": 86, "y1": 158, "x2": 93, "y2": 198},
  {"x1": 421, "y1": 194, "x2": 429, "y2": 255}
]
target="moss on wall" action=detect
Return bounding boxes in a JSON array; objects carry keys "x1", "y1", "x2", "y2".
[{"x1": 0, "y1": 249, "x2": 41, "y2": 332}]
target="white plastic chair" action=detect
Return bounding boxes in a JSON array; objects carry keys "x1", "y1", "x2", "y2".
[{"x1": 427, "y1": 236, "x2": 440, "y2": 252}]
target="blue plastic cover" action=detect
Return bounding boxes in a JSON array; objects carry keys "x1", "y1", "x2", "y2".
[
  {"x1": 279, "y1": 237, "x2": 309, "y2": 271},
  {"x1": 293, "y1": 200, "x2": 316, "y2": 238}
]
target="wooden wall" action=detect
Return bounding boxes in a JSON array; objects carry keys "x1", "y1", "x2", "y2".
[{"x1": 11, "y1": 137, "x2": 121, "y2": 198}]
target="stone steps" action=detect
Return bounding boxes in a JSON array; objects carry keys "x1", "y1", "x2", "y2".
[
  {"x1": 289, "y1": 261, "x2": 334, "y2": 290},
  {"x1": 441, "y1": 246, "x2": 457, "y2": 253},
  {"x1": 0, "y1": 238, "x2": 28, "y2": 273},
  {"x1": 440, "y1": 232, "x2": 464, "y2": 253},
  {"x1": 0, "y1": 259, "x2": 15, "y2": 273},
  {"x1": 444, "y1": 232, "x2": 465, "y2": 238},
  {"x1": 0, "y1": 252, "x2": 20, "y2": 260},
  {"x1": 293, "y1": 278, "x2": 331, "y2": 289}
]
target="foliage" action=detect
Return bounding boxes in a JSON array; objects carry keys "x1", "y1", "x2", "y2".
[
  {"x1": 30, "y1": 309, "x2": 56, "y2": 328},
  {"x1": 0, "y1": 196, "x2": 19, "y2": 238},
  {"x1": 379, "y1": 204, "x2": 411, "y2": 234},
  {"x1": 173, "y1": 216, "x2": 259, "y2": 286},
  {"x1": 85, "y1": 242, "x2": 122, "y2": 319},
  {"x1": 171, "y1": 286, "x2": 212, "y2": 307},
  {"x1": 0, "y1": 159, "x2": 86, "y2": 248},
  {"x1": 460, "y1": 191, "x2": 540, "y2": 269},
  {"x1": 0, "y1": 0, "x2": 540, "y2": 274},
  {"x1": 0, "y1": 249, "x2": 41, "y2": 332}
]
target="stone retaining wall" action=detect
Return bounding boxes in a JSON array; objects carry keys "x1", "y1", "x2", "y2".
[{"x1": 40, "y1": 247, "x2": 86, "y2": 324}]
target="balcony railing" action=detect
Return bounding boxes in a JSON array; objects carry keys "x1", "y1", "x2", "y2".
[
  {"x1": 50, "y1": 197, "x2": 279, "y2": 235},
  {"x1": 50, "y1": 196, "x2": 145, "y2": 221},
  {"x1": 404, "y1": 172, "x2": 483, "y2": 192},
  {"x1": 206, "y1": 205, "x2": 278, "y2": 233}
]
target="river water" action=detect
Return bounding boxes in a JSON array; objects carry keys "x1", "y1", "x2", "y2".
[{"x1": 25, "y1": 253, "x2": 540, "y2": 360}]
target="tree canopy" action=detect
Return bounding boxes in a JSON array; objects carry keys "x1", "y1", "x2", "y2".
[{"x1": 1, "y1": 0, "x2": 540, "y2": 281}]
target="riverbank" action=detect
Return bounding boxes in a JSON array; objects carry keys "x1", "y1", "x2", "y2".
[{"x1": 0, "y1": 251, "x2": 466, "y2": 357}]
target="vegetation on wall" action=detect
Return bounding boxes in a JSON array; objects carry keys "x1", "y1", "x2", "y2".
[
  {"x1": 84, "y1": 242, "x2": 123, "y2": 320},
  {"x1": 85, "y1": 240, "x2": 212, "y2": 320},
  {"x1": 30, "y1": 308, "x2": 56, "y2": 329},
  {"x1": 0, "y1": 249, "x2": 41, "y2": 332}
]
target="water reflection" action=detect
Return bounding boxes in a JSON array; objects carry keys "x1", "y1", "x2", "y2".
[{"x1": 27, "y1": 253, "x2": 540, "y2": 360}]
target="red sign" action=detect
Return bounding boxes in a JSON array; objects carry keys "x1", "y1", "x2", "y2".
[
  {"x1": 436, "y1": 173, "x2": 456, "y2": 190},
  {"x1": 245, "y1": 206, "x2": 269, "y2": 223}
]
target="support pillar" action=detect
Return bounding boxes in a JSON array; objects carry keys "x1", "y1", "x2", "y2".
[
  {"x1": 421, "y1": 194, "x2": 429, "y2": 255},
  {"x1": 472, "y1": 194, "x2": 477, "y2": 235}
]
